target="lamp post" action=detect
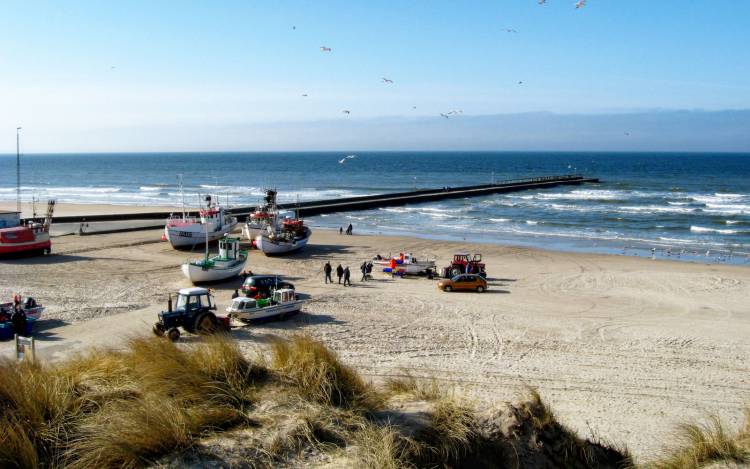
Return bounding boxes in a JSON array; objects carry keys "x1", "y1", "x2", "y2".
[{"x1": 16, "y1": 127, "x2": 22, "y2": 213}]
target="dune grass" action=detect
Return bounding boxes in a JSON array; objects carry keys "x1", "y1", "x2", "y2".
[
  {"x1": 0, "y1": 335, "x2": 265, "y2": 469},
  {"x1": 651, "y1": 410, "x2": 750, "y2": 469},
  {"x1": 270, "y1": 334, "x2": 382, "y2": 411},
  {"x1": 384, "y1": 374, "x2": 445, "y2": 402}
]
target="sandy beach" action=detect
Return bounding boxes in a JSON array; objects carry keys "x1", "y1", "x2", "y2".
[{"x1": 1, "y1": 206, "x2": 749, "y2": 462}]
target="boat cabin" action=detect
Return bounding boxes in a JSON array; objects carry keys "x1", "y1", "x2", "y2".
[
  {"x1": 273, "y1": 288, "x2": 296, "y2": 303},
  {"x1": 0, "y1": 211, "x2": 20, "y2": 229},
  {"x1": 218, "y1": 236, "x2": 241, "y2": 260},
  {"x1": 174, "y1": 287, "x2": 215, "y2": 312}
]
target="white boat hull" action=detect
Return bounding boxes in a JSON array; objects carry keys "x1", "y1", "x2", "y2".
[
  {"x1": 181, "y1": 257, "x2": 247, "y2": 283},
  {"x1": 165, "y1": 220, "x2": 238, "y2": 248},
  {"x1": 373, "y1": 260, "x2": 436, "y2": 275},
  {"x1": 227, "y1": 300, "x2": 304, "y2": 322},
  {"x1": 242, "y1": 223, "x2": 263, "y2": 241},
  {"x1": 255, "y1": 231, "x2": 311, "y2": 255}
]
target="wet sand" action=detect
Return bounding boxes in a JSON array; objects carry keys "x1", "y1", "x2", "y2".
[{"x1": 1, "y1": 207, "x2": 749, "y2": 461}]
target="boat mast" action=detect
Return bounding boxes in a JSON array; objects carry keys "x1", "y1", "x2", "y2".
[
  {"x1": 16, "y1": 127, "x2": 22, "y2": 213},
  {"x1": 177, "y1": 173, "x2": 185, "y2": 218}
]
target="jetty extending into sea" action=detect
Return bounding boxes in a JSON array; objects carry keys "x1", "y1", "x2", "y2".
[{"x1": 32, "y1": 174, "x2": 598, "y2": 234}]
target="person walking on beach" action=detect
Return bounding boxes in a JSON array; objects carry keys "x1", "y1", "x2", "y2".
[
  {"x1": 324, "y1": 262, "x2": 333, "y2": 284},
  {"x1": 346, "y1": 223, "x2": 353, "y2": 235},
  {"x1": 231, "y1": 289, "x2": 239, "y2": 299},
  {"x1": 360, "y1": 261, "x2": 368, "y2": 281},
  {"x1": 336, "y1": 264, "x2": 344, "y2": 284},
  {"x1": 343, "y1": 266, "x2": 352, "y2": 286},
  {"x1": 339, "y1": 226, "x2": 343, "y2": 235}
]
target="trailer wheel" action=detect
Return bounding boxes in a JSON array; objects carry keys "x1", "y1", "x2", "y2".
[
  {"x1": 167, "y1": 327, "x2": 181, "y2": 342},
  {"x1": 153, "y1": 323, "x2": 166, "y2": 337},
  {"x1": 196, "y1": 313, "x2": 217, "y2": 334}
]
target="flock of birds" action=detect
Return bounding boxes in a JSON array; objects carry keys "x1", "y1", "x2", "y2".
[{"x1": 306, "y1": 0, "x2": 588, "y2": 120}]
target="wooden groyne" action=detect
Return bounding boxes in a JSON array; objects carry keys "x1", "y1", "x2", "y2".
[{"x1": 30, "y1": 174, "x2": 599, "y2": 225}]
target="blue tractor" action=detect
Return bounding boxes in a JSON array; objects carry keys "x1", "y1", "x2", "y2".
[{"x1": 153, "y1": 287, "x2": 225, "y2": 341}]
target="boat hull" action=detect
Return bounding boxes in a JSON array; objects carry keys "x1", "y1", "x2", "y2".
[
  {"x1": 373, "y1": 260, "x2": 436, "y2": 275},
  {"x1": 255, "y1": 231, "x2": 311, "y2": 255},
  {"x1": 0, "y1": 231, "x2": 51, "y2": 257},
  {"x1": 181, "y1": 256, "x2": 247, "y2": 283},
  {"x1": 165, "y1": 220, "x2": 238, "y2": 248},
  {"x1": 227, "y1": 300, "x2": 304, "y2": 322}
]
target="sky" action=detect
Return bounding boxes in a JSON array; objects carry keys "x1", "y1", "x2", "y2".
[{"x1": 1, "y1": 1, "x2": 749, "y2": 152}]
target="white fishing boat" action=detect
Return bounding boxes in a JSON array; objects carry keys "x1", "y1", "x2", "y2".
[
  {"x1": 226, "y1": 289, "x2": 303, "y2": 322},
  {"x1": 182, "y1": 236, "x2": 247, "y2": 283},
  {"x1": 372, "y1": 252, "x2": 436, "y2": 275},
  {"x1": 165, "y1": 194, "x2": 238, "y2": 248},
  {"x1": 255, "y1": 218, "x2": 312, "y2": 255},
  {"x1": 242, "y1": 189, "x2": 277, "y2": 240}
]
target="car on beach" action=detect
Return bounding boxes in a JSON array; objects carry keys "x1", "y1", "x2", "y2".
[
  {"x1": 241, "y1": 275, "x2": 295, "y2": 298},
  {"x1": 437, "y1": 274, "x2": 487, "y2": 293}
]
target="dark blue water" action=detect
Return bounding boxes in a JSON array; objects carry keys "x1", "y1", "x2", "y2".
[{"x1": 1, "y1": 152, "x2": 749, "y2": 261}]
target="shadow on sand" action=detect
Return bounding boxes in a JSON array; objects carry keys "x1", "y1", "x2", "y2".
[{"x1": 0, "y1": 254, "x2": 92, "y2": 265}]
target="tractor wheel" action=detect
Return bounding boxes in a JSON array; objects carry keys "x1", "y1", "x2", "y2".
[
  {"x1": 167, "y1": 328, "x2": 181, "y2": 342},
  {"x1": 443, "y1": 285, "x2": 452, "y2": 292},
  {"x1": 195, "y1": 313, "x2": 217, "y2": 335},
  {"x1": 450, "y1": 267, "x2": 462, "y2": 277},
  {"x1": 476, "y1": 286, "x2": 485, "y2": 293},
  {"x1": 152, "y1": 323, "x2": 166, "y2": 337}
]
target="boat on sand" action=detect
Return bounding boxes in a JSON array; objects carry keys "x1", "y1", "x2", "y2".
[
  {"x1": 182, "y1": 236, "x2": 247, "y2": 283},
  {"x1": 226, "y1": 288, "x2": 304, "y2": 322}
]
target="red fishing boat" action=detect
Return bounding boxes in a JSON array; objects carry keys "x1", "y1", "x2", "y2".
[{"x1": 0, "y1": 201, "x2": 55, "y2": 257}]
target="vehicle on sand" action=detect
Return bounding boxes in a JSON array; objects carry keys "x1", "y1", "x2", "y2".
[
  {"x1": 441, "y1": 253, "x2": 487, "y2": 278},
  {"x1": 437, "y1": 274, "x2": 488, "y2": 293},
  {"x1": 152, "y1": 287, "x2": 229, "y2": 341}
]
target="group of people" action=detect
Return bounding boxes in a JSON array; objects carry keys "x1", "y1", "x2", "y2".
[
  {"x1": 339, "y1": 223, "x2": 353, "y2": 235},
  {"x1": 323, "y1": 260, "x2": 374, "y2": 286}
]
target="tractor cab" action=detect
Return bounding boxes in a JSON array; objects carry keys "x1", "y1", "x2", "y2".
[
  {"x1": 174, "y1": 287, "x2": 215, "y2": 312},
  {"x1": 442, "y1": 253, "x2": 487, "y2": 279}
]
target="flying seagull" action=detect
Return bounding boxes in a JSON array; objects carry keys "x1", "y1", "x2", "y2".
[
  {"x1": 575, "y1": 0, "x2": 586, "y2": 8},
  {"x1": 504, "y1": 28, "x2": 518, "y2": 33},
  {"x1": 518, "y1": 81, "x2": 523, "y2": 85},
  {"x1": 301, "y1": 94, "x2": 308, "y2": 97},
  {"x1": 382, "y1": 77, "x2": 394, "y2": 84},
  {"x1": 440, "y1": 113, "x2": 450, "y2": 119},
  {"x1": 412, "y1": 106, "x2": 417, "y2": 110},
  {"x1": 538, "y1": 0, "x2": 547, "y2": 4},
  {"x1": 320, "y1": 46, "x2": 332, "y2": 52},
  {"x1": 624, "y1": 132, "x2": 630, "y2": 136},
  {"x1": 342, "y1": 110, "x2": 351, "y2": 114},
  {"x1": 292, "y1": 26, "x2": 296, "y2": 30},
  {"x1": 338, "y1": 154, "x2": 357, "y2": 164}
]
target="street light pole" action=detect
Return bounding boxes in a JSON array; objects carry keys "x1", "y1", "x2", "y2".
[{"x1": 16, "y1": 127, "x2": 22, "y2": 213}]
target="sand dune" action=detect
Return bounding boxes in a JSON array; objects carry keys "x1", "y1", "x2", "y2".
[{"x1": 1, "y1": 224, "x2": 749, "y2": 460}]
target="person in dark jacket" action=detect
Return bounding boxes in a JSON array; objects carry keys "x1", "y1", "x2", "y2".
[
  {"x1": 346, "y1": 223, "x2": 353, "y2": 235},
  {"x1": 343, "y1": 266, "x2": 352, "y2": 286},
  {"x1": 360, "y1": 262, "x2": 368, "y2": 281},
  {"x1": 336, "y1": 264, "x2": 344, "y2": 284},
  {"x1": 231, "y1": 289, "x2": 239, "y2": 299},
  {"x1": 324, "y1": 262, "x2": 333, "y2": 284},
  {"x1": 11, "y1": 305, "x2": 27, "y2": 336}
]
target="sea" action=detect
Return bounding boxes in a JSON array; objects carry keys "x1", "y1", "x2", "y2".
[{"x1": 1, "y1": 152, "x2": 749, "y2": 264}]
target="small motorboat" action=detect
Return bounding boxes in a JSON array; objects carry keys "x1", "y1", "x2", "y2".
[
  {"x1": 226, "y1": 288, "x2": 304, "y2": 322},
  {"x1": 0, "y1": 295, "x2": 43, "y2": 339},
  {"x1": 0, "y1": 295, "x2": 44, "y2": 320},
  {"x1": 372, "y1": 252, "x2": 436, "y2": 275},
  {"x1": 182, "y1": 236, "x2": 247, "y2": 283}
]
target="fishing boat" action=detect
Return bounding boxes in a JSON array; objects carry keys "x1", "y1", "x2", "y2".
[
  {"x1": 182, "y1": 236, "x2": 247, "y2": 283},
  {"x1": 164, "y1": 194, "x2": 238, "y2": 248},
  {"x1": 226, "y1": 288, "x2": 303, "y2": 322},
  {"x1": 255, "y1": 217, "x2": 312, "y2": 255},
  {"x1": 252, "y1": 191, "x2": 312, "y2": 255},
  {"x1": 371, "y1": 252, "x2": 436, "y2": 275},
  {"x1": 242, "y1": 189, "x2": 277, "y2": 240},
  {"x1": 0, "y1": 205, "x2": 55, "y2": 257}
]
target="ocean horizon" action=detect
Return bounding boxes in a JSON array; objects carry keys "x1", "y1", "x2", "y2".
[{"x1": 1, "y1": 151, "x2": 749, "y2": 263}]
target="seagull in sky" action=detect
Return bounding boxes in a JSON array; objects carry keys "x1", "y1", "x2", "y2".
[
  {"x1": 320, "y1": 46, "x2": 332, "y2": 52},
  {"x1": 412, "y1": 106, "x2": 417, "y2": 110},
  {"x1": 504, "y1": 28, "x2": 518, "y2": 33},
  {"x1": 292, "y1": 26, "x2": 296, "y2": 30},
  {"x1": 624, "y1": 131, "x2": 630, "y2": 136},
  {"x1": 342, "y1": 110, "x2": 351, "y2": 114},
  {"x1": 338, "y1": 154, "x2": 357, "y2": 164},
  {"x1": 440, "y1": 113, "x2": 450, "y2": 119},
  {"x1": 301, "y1": 94, "x2": 308, "y2": 97},
  {"x1": 382, "y1": 77, "x2": 394, "y2": 84},
  {"x1": 538, "y1": 0, "x2": 547, "y2": 4},
  {"x1": 518, "y1": 81, "x2": 523, "y2": 85},
  {"x1": 575, "y1": 0, "x2": 586, "y2": 9}
]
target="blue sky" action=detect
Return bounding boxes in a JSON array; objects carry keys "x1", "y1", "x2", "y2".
[{"x1": 1, "y1": 1, "x2": 749, "y2": 151}]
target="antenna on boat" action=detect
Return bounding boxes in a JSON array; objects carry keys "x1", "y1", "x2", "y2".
[
  {"x1": 177, "y1": 173, "x2": 186, "y2": 218},
  {"x1": 16, "y1": 127, "x2": 22, "y2": 214}
]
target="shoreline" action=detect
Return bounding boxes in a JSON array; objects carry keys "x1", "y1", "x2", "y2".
[{"x1": 3, "y1": 200, "x2": 749, "y2": 267}]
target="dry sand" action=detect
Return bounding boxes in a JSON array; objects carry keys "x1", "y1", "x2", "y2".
[{"x1": 1, "y1": 208, "x2": 749, "y2": 462}]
